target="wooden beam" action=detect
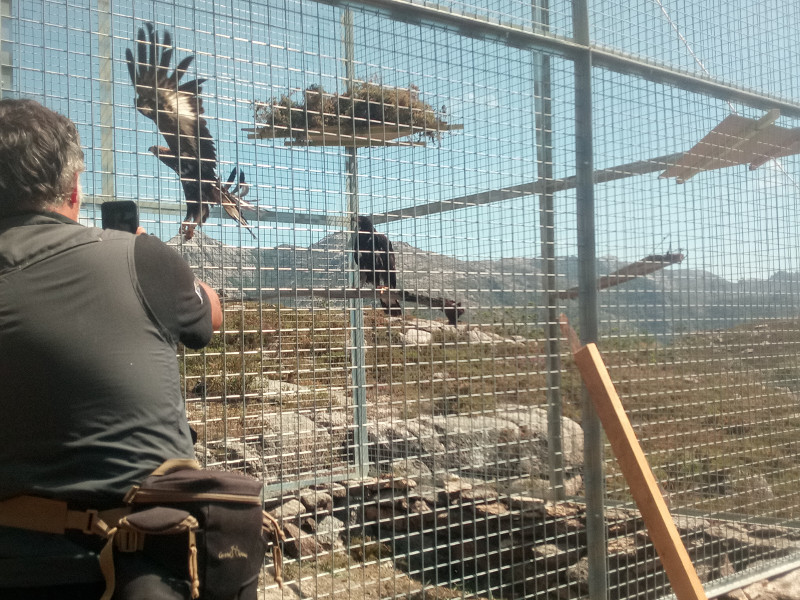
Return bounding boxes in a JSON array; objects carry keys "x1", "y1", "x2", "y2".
[
  {"x1": 557, "y1": 252, "x2": 684, "y2": 300},
  {"x1": 571, "y1": 342, "x2": 708, "y2": 600}
]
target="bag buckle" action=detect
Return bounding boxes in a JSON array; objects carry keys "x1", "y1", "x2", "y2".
[
  {"x1": 115, "y1": 529, "x2": 144, "y2": 552},
  {"x1": 82, "y1": 509, "x2": 99, "y2": 534}
]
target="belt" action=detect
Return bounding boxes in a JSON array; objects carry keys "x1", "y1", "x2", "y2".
[{"x1": 0, "y1": 495, "x2": 129, "y2": 537}]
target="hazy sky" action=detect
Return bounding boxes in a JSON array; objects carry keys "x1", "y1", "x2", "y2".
[{"x1": 3, "y1": 0, "x2": 799, "y2": 280}]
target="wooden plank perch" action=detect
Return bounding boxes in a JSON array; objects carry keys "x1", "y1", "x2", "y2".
[
  {"x1": 559, "y1": 315, "x2": 708, "y2": 600},
  {"x1": 660, "y1": 110, "x2": 800, "y2": 183},
  {"x1": 243, "y1": 123, "x2": 463, "y2": 147},
  {"x1": 256, "y1": 288, "x2": 464, "y2": 324},
  {"x1": 257, "y1": 288, "x2": 405, "y2": 302},
  {"x1": 557, "y1": 252, "x2": 684, "y2": 300}
]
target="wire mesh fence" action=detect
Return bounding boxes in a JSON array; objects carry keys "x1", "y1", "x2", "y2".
[{"x1": 3, "y1": 0, "x2": 800, "y2": 598}]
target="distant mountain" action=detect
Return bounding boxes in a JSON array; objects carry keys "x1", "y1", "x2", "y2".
[{"x1": 168, "y1": 233, "x2": 800, "y2": 338}]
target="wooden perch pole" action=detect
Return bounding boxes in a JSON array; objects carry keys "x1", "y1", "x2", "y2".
[
  {"x1": 560, "y1": 316, "x2": 708, "y2": 600},
  {"x1": 557, "y1": 252, "x2": 684, "y2": 300}
]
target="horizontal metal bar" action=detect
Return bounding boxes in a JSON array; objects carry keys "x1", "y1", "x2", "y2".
[
  {"x1": 262, "y1": 473, "x2": 351, "y2": 498},
  {"x1": 88, "y1": 199, "x2": 349, "y2": 228},
  {"x1": 590, "y1": 48, "x2": 800, "y2": 119},
  {"x1": 377, "y1": 152, "x2": 684, "y2": 223},
  {"x1": 315, "y1": 0, "x2": 800, "y2": 119},
  {"x1": 259, "y1": 288, "x2": 397, "y2": 300},
  {"x1": 316, "y1": 0, "x2": 580, "y2": 58},
  {"x1": 661, "y1": 552, "x2": 800, "y2": 600},
  {"x1": 87, "y1": 152, "x2": 683, "y2": 227}
]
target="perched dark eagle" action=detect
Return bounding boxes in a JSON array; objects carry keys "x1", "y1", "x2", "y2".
[
  {"x1": 354, "y1": 215, "x2": 402, "y2": 316},
  {"x1": 126, "y1": 23, "x2": 254, "y2": 240}
]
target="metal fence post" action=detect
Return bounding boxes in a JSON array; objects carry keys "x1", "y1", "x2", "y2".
[
  {"x1": 342, "y1": 9, "x2": 369, "y2": 479},
  {"x1": 532, "y1": 0, "x2": 566, "y2": 502},
  {"x1": 573, "y1": 0, "x2": 607, "y2": 598},
  {"x1": 97, "y1": 0, "x2": 115, "y2": 199}
]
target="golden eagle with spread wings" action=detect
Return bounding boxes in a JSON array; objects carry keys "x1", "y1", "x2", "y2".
[{"x1": 126, "y1": 23, "x2": 255, "y2": 240}]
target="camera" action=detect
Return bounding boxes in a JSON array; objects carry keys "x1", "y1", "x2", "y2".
[{"x1": 101, "y1": 201, "x2": 139, "y2": 234}]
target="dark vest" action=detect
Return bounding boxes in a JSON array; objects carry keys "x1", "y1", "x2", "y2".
[{"x1": 0, "y1": 213, "x2": 194, "y2": 509}]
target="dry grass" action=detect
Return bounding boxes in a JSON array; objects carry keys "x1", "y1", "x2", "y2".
[
  {"x1": 261, "y1": 558, "x2": 486, "y2": 600},
  {"x1": 183, "y1": 304, "x2": 551, "y2": 441},
  {"x1": 253, "y1": 82, "x2": 450, "y2": 142},
  {"x1": 592, "y1": 320, "x2": 800, "y2": 518},
  {"x1": 182, "y1": 302, "x2": 800, "y2": 518}
]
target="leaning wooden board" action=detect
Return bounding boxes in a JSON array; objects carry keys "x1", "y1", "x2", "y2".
[{"x1": 572, "y1": 341, "x2": 708, "y2": 600}]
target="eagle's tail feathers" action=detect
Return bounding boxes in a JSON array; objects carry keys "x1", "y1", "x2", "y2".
[
  {"x1": 224, "y1": 168, "x2": 251, "y2": 200},
  {"x1": 220, "y1": 199, "x2": 257, "y2": 239},
  {"x1": 223, "y1": 166, "x2": 239, "y2": 189}
]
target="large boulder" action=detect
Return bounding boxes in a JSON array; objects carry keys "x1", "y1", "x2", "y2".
[{"x1": 367, "y1": 404, "x2": 583, "y2": 483}]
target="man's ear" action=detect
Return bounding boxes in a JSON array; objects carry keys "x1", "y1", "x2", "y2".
[{"x1": 68, "y1": 172, "x2": 81, "y2": 206}]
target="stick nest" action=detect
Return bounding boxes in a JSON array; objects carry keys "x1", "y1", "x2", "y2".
[{"x1": 253, "y1": 82, "x2": 451, "y2": 143}]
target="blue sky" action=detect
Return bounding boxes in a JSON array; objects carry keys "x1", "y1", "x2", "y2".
[{"x1": 3, "y1": 0, "x2": 799, "y2": 280}]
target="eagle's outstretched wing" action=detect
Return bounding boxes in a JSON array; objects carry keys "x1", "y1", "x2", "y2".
[
  {"x1": 125, "y1": 23, "x2": 214, "y2": 164},
  {"x1": 127, "y1": 24, "x2": 255, "y2": 240}
]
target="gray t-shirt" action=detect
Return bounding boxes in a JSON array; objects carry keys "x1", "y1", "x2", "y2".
[{"x1": 0, "y1": 213, "x2": 212, "y2": 508}]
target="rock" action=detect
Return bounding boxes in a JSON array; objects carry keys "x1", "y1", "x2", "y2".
[
  {"x1": 399, "y1": 329, "x2": 433, "y2": 345},
  {"x1": 269, "y1": 499, "x2": 306, "y2": 525},
  {"x1": 299, "y1": 489, "x2": 334, "y2": 515},
  {"x1": 730, "y1": 473, "x2": 774, "y2": 502},
  {"x1": 459, "y1": 484, "x2": 500, "y2": 504},
  {"x1": 386, "y1": 458, "x2": 432, "y2": 480},
  {"x1": 492, "y1": 406, "x2": 584, "y2": 477},
  {"x1": 195, "y1": 441, "x2": 266, "y2": 476},
  {"x1": 316, "y1": 515, "x2": 346, "y2": 550},
  {"x1": 300, "y1": 516, "x2": 317, "y2": 533},
  {"x1": 467, "y1": 329, "x2": 507, "y2": 344},
  {"x1": 313, "y1": 482, "x2": 348, "y2": 500},
  {"x1": 440, "y1": 479, "x2": 472, "y2": 499},
  {"x1": 251, "y1": 377, "x2": 346, "y2": 409},
  {"x1": 413, "y1": 485, "x2": 441, "y2": 507},
  {"x1": 506, "y1": 474, "x2": 584, "y2": 500},
  {"x1": 560, "y1": 556, "x2": 590, "y2": 598},
  {"x1": 732, "y1": 568, "x2": 800, "y2": 600},
  {"x1": 261, "y1": 411, "x2": 334, "y2": 478},
  {"x1": 282, "y1": 522, "x2": 323, "y2": 559},
  {"x1": 507, "y1": 495, "x2": 546, "y2": 517},
  {"x1": 469, "y1": 502, "x2": 510, "y2": 518},
  {"x1": 343, "y1": 477, "x2": 378, "y2": 499},
  {"x1": 367, "y1": 404, "x2": 583, "y2": 485},
  {"x1": 529, "y1": 543, "x2": 576, "y2": 570},
  {"x1": 367, "y1": 419, "x2": 446, "y2": 467},
  {"x1": 362, "y1": 476, "x2": 417, "y2": 494}
]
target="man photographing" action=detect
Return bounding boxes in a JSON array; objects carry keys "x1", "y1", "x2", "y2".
[{"x1": 0, "y1": 99, "x2": 222, "y2": 598}]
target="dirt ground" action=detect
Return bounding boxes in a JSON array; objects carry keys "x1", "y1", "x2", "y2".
[
  {"x1": 260, "y1": 561, "x2": 800, "y2": 600},
  {"x1": 260, "y1": 561, "x2": 489, "y2": 600}
]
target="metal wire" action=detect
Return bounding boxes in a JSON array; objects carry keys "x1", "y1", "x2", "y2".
[{"x1": 3, "y1": 0, "x2": 800, "y2": 598}]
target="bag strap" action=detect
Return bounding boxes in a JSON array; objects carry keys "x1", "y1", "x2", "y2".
[
  {"x1": 262, "y1": 510, "x2": 286, "y2": 589},
  {"x1": 148, "y1": 458, "x2": 202, "y2": 476},
  {"x1": 0, "y1": 495, "x2": 126, "y2": 537},
  {"x1": 0, "y1": 495, "x2": 128, "y2": 600}
]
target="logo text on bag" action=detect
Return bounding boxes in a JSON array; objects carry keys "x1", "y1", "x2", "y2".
[{"x1": 219, "y1": 545, "x2": 249, "y2": 560}]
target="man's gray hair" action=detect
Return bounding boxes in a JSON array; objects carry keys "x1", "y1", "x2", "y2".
[{"x1": 0, "y1": 99, "x2": 85, "y2": 216}]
